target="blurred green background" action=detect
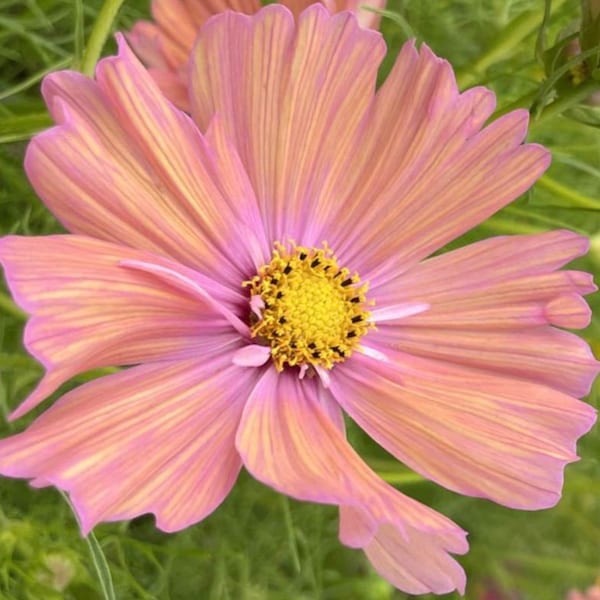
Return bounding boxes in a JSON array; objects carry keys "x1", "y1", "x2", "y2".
[{"x1": 1, "y1": 1, "x2": 600, "y2": 598}]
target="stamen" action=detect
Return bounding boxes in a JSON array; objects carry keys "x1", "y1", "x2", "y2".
[{"x1": 244, "y1": 242, "x2": 373, "y2": 371}]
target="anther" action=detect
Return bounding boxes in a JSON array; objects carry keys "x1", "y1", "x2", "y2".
[{"x1": 244, "y1": 243, "x2": 373, "y2": 372}]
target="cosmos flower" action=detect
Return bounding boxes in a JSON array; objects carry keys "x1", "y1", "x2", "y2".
[
  {"x1": 127, "y1": 0, "x2": 386, "y2": 109},
  {"x1": 1, "y1": 5, "x2": 598, "y2": 595},
  {"x1": 568, "y1": 585, "x2": 600, "y2": 600}
]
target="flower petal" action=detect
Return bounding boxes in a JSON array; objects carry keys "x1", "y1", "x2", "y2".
[
  {"x1": 322, "y1": 0, "x2": 387, "y2": 28},
  {"x1": 340, "y1": 507, "x2": 467, "y2": 595},
  {"x1": 0, "y1": 235, "x2": 243, "y2": 419},
  {"x1": 235, "y1": 366, "x2": 468, "y2": 595},
  {"x1": 0, "y1": 356, "x2": 257, "y2": 534},
  {"x1": 232, "y1": 344, "x2": 271, "y2": 366},
  {"x1": 126, "y1": 21, "x2": 169, "y2": 69},
  {"x1": 190, "y1": 4, "x2": 385, "y2": 244},
  {"x1": 147, "y1": 67, "x2": 190, "y2": 111},
  {"x1": 128, "y1": 0, "x2": 384, "y2": 107},
  {"x1": 332, "y1": 352, "x2": 597, "y2": 510},
  {"x1": 371, "y1": 230, "x2": 599, "y2": 397},
  {"x1": 27, "y1": 37, "x2": 268, "y2": 287},
  {"x1": 328, "y1": 41, "x2": 549, "y2": 279}
]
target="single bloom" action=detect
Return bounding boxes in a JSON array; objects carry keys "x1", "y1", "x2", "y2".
[
  {"x1": 127, "y1": 0, "x2": 386, "y2": 109},
  {"x1": 1, "y1": 5, "x2": 599, "y2": 596}
]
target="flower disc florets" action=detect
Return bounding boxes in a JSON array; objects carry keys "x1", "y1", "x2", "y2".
[{"x1": 245, "y1": 243, "x2": 373, "y2": 371}]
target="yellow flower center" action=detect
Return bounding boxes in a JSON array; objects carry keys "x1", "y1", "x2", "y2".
[{"x1": 245, "y1": 243, "x2": 373, "y2": 371}]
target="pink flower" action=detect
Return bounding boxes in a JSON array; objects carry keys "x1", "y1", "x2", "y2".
[
  {"x1": 127, "y1": 0, "x2": 386, "y2": 109},
  {"x1": 1, "y1": 5, "x2": 598, "y2": 595},
  {"x1": 568, "y1": 586, "x2": 600, "y2": 600}
]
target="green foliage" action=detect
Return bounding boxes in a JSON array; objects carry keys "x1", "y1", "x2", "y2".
[{"x1": 1, "y1": 1, "x2": 600, "y2": 599}]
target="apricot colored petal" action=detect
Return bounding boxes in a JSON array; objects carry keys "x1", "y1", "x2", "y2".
[
  {"x1": 235, "y1": 367, "x2": 468, "y2": 595},
  {"x1": 126, "y1": 21, "x2": 168, "y2": 69},
  {"x1": 150, "y1": 0, "x2": 198, "y2": 67},
  {"x1": 321, "y1": 0, "x2": 387, "y2": 28},
  {"x1": 28, "y1": 39, "x2": 267, "y2": 286},
  {"x1": 232, "y1": 345, "x2": 271, "y2": 367},
  {"x1": 332, "y1": 353, "x2": 597, "y2": 509},
  {"x1": 190, "y1": 4, "x2": 385, "y2": 244},
  {"x1": 148, "y1": 68, "x2": 190, "y2": 111},
  {"x1": 120, "y1": 260, "x2": 249, "y2": 337},
  {"x1": 329, "y1": 42, "x2": 549, "y2": 278},
  {"x1": 372, "y1": 231, "x2": 599, "y2": 397},
  {"x1": 0, "y1": 235, "x2": 242, "y2": 419},
  {"x1": 176, "y1": 0, "x2": 262, "y2": 28},
  {"x1": 0, "y1": 357, "x2": 257, "y2": 533},
  {"x1": 340, "y1": 507, "x2": 466, "y2": 595}
]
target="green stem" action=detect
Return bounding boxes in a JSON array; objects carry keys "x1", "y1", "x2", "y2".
[
  {"x1": 477, "y1": 216, "x2": 545, "y2": 235},
  {"x1": 376, "y1": 471, "x2": 427, "y2": 485},
  {"x1": 80, "y1": 0, "x2": 126, "y2": 77},
  {"x1": 536, "y1": 175, "x2": 600, "y2": 209},
  {"x1": 0, "y1": 57, "x2": 72, "y2": 102},
  {"x1": 504, "y1": 204, "x2": 589, "y2": 233},
  {"x1": 280, "y1": 496, "x2": 301, "y2": 574},
  {"x1": 60, "y1": 491, "x2": 116, "y2": 600},
  {"x1": 456, "y1": 0, "x2": 567, "y2": 89},
  {"x1": 0, "y1": 293, "x2": 26, "y2": 320},
  {"x1": 529, "y1": 79, "x2": 600, "y2": 130},
  {"x1": 0, "y1": 353, "x2": 40, "y2": 371},
  {"x1": 457, "y1": 10, "x2": 543, "y2": 89},
  {"x1": 493, "y1": 89, "x2": 538, "y2": 120}
]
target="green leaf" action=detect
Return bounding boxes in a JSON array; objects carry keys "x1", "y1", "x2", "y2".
[
  {"x1": 84, "y1": 530, "x2": 117, "y2": 600},
  {"x1": 0, "y1": 112, "x2": 52, "y2": 143},
  {"x1": 60, "y1": 492, "x2": 116, "y2": 600}
]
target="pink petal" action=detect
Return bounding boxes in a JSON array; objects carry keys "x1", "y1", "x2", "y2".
[
  {"x1": 190, "y1": 4, "x2": 385, "y2": 244},
  {"x1": 340, "y1": 507, "x2": 466, "y2": 595},
  {"x1": 120, "y1": 259, "x2": 249, "y2": 337},
  {"x1": 0, "y1": 235, "x2": 242, "y2": 419},
  {"x1": 127, "y1": 0, "x2": 261, "y2": 107},
  {"x1": 0, "y1": 356, "x2": 257, "y2": 534},
  {"x1": 232, "y1": 344, "x2": 271, "y2": 367},
  {"x1": 126, "y1": 21, "x2": 169, "y2": 69},
  {"x1": 149, "y1": 0, "x2": 199, "y2": 67},
  {"x1": 147, "y1": 68, "x2": 190, "y2": 112},
  {"x1": 321, "y1": 0, "x2": 387, "y2": 29},
  {"x1": 327, "y1": 41, "x2": 549, "y2": 279},
  {"x1": 332, "y1": 352, "x2": 597, "y2": 510},
  {"x1": 281, "y1": 0, "x2": 386, "y2": 28},
  {"x1": 128, "y1": 0, "x2": 383, "y2": 106},
  {"x1": 370, "y1": 231, "x2": 599, "y2": 397},
  {"x1": 235, "y1": 367, "x2": 468, "y2": 594},
  {"x1": 27, "y1": 37, "x2": 268, "y2": 289},
  {"x1": 369, "y1": 302, "x2": 430, "y2": 323}
]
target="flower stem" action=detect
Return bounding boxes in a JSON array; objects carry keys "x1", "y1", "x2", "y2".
[
  {"x1": 456, "y1": 0, "x2": 567, "y2": 89},
  {"x1": 0, "y1": 293, "x2": 25, "y2": 320},
  {"x1": 529, "y1": 79, "x2": 600, "y2": 130},
  {"x1": 60, "y1": 491, "x2": 116, "y2": 600},
  {"x1": 456, "y1": 10, "x2": 543, "y2": 89},
  {"x1": 80, "y1": 0, "x2": 126, "y2": 77},
  {"x1": 536, "y1": 175, "x2": 600, "y2": 209},
  {"x1": 493, "y1": 89, "x2": 538, "y2": 119}
]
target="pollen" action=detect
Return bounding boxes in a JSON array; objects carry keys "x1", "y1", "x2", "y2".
[{"x1": 245, "y1": 243, "x2": 373, "y2": 371}]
